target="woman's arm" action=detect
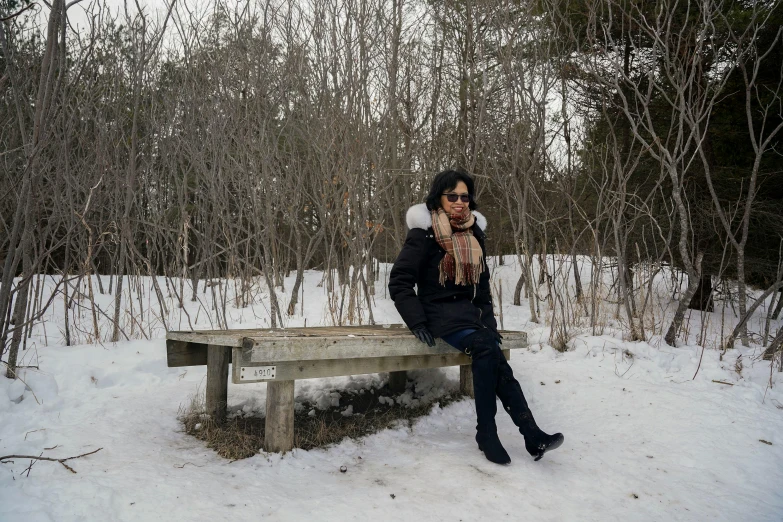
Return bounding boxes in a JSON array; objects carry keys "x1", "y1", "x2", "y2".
[
  {"x1": 474, "y1": 252, "x2": 498, "y2": 333},
  {"x1": 388, "y1": 228, "x2": 428, "y2": 329}
]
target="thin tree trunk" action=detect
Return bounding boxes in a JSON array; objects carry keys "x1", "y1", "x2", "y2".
[
  {"x1": 724, "y1": 279, "x2": 783, "y2": 350},
  {"x1": 665, "y1": 253, "x2": 703, "y2": 346},
  {"x1": 772, "y1": 289, "x2": 783, "y2": 320},
  {"x1": 688, "y1": 274, "x2": 714, "y2": 312},
  {"x1": 6, "y1": 249, "x2": 32, "y2": 378}
]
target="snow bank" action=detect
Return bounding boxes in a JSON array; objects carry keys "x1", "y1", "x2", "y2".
[{"x1": 1, "y1": 332, "x2": 781, "y2": 521}]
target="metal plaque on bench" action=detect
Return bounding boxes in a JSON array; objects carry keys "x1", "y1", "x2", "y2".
[{"x1": 240, "y1": 365, "x2": 276, "y2": 381}]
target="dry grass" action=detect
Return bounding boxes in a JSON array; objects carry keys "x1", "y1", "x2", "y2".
[{"x1": 180, "y1": 384, "x2": 462, "y2": 460}]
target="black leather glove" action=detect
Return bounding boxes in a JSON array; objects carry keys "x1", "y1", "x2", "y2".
[
  {"x1": 491, "y1": 330, "x2": 503, "y2": 345},
  {"x1": 411, "y1": 324, "x2": 436, "y2": 347}
]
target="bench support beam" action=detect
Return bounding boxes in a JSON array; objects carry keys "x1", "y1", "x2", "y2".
[
  {"x1": 388, "y1": 371, "x2": 407, "y2": 393},
  {"x1": 206, "y1": 345, "x2": 230, "y2": 424},
  {"x1": 265, "y1": 380, "x2": 295, "y2": 453},
  {"x1": 459, "y1": 364, "x2": 474, "y2": 398}
]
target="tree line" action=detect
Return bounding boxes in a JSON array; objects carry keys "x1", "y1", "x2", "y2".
[{"x1": 1, "y1": 0, "x2": 782, "y2": 378}]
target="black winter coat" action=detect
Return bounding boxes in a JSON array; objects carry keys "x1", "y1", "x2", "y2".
[{"x1": 388, "y1": 204, "x2": 498, "y2": 338}]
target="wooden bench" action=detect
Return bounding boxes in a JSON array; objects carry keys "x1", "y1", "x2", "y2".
[{"x1": 166, "y1": 325, "x2": 527, "y2": 453}]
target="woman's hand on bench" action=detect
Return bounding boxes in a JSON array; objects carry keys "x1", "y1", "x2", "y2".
[{"x1": 411, "y1": 324, "x2": 436, "y2": 347}]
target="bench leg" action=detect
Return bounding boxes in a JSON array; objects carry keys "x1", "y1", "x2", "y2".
[
  {"x1": 459, "y1": 364, "x2": 474, "y2": 398},
  {"x1": 388, "y1": 371, "x2": 407, "y2": 394},
  {"x1": 206, "y1": 345, "x2": 230, "y2": 424},
  {"x1": 265, "y1": 380, "x2": 295, "y2": 453}
]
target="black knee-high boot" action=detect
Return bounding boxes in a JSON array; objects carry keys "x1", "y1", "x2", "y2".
[
  {"x1": 494, "y1": 351, "x2": 564, "y2": 461},
  {"x1": 459, "y1": 330, "x2": 510, "y2": 465}
]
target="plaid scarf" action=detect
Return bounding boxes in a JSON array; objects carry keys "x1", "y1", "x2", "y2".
[{"x1": 431, "y1": 207, "x2": 484, "y2": 286}]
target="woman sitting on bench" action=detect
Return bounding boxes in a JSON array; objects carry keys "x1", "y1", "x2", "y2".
[{"x1": 388, "y1": 169, "x2": 564, "y2": 465}]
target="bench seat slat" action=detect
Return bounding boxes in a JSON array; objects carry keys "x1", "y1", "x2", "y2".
[
  {"x1": 166, "y1": 325, "x2": 414, "y2": 346},
  {"x1": 240, "y1": 335, "x2": 525, "y2": 362},
  {"x1": 166, "y1": 327, "x2": 526, "y2": 367},
  {"x1": 232, "y1": 349, "x2": 511, "y2": 383}
]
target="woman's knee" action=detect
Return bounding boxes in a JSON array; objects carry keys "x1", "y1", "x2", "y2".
[{"x1": 459, "y1": 329, "x2": 502, "y2": 359}]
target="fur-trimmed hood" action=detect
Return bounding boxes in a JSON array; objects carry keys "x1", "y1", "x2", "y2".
[{"x1": 405, "y1": 203, "x2": 487, "y2": 231}]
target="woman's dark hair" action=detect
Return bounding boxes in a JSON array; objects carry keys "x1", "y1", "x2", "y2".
[{"x1": 425, "y1": 169, "x2": 478, "y2": 211}]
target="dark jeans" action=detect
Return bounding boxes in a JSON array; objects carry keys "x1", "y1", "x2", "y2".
[
  {"x1": 442, "y1": 328, "x2": 501, "y2": 434},
  {"x1": 442, "y1": 328, "x2": 561, "y2": 459},
  {"x1": 441, "y1": 328, "x2": 481, "y2": 352},
  {"x1": 442, "y1": 328, "x2": 535, "y2": 435}
]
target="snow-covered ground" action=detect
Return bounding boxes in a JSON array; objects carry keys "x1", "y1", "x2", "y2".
[{"x1": 2, "y1": 258, "x2": 782, "y2": 521}]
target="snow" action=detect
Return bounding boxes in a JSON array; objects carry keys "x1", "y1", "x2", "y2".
[{"x1": 2, "y1": 258, "x2": 783, "y2": 521}]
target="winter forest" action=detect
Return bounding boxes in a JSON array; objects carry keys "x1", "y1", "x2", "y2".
[{"x1": 1, "y1": 0, "x2": 783, "y2": 520}]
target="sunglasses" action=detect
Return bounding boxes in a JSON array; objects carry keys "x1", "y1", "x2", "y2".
[{"x1": 442, "y1": 193, "x2": 472, "y2": 203}]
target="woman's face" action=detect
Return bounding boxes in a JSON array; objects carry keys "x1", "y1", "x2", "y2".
[{"x1": 440, "y1": 181, "x2": 470, "y2": 216}]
